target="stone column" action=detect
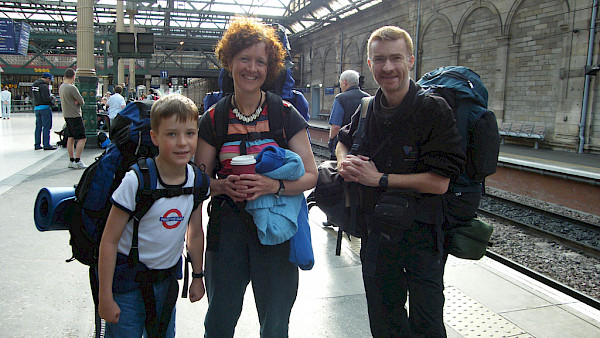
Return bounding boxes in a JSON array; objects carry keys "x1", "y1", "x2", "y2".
[
  {"x1": 128, "y1": 5, "x2": 137, "y2": 99},
  {"x1": 76, "y1": 0, "x2": 98, "y2": 143},
  {"x1": 116, "y1": 0, "x2": 125, "y2": 86},
  {"x1": 493, "y1": 35, "x2": 509, "y2": 121}
]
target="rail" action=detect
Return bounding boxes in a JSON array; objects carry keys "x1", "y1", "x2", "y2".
[{"x1": 1, "y1": 99, "x2": 34, "y2": 112}]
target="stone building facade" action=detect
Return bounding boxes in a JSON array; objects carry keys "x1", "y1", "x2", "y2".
[{"x1": 290, "y1": 0, "x2": 599, "y2": 153}]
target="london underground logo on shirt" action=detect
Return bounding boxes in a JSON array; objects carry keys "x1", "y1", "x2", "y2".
[{"x1": 160, "y1": 209, "x2": 184, "y2": 229}]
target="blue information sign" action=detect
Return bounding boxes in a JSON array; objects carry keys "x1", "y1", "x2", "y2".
[
  {"x1": 0, "y1": 19, "x2": 16, "y2": 54},
  {"x1": 15, "y1": 22, "x2": 30, "y2": 55},
  {"x1": 324, "y1": 87, "x2": 335, "y2": 95},
  {"x1": 160, "y1": 70, "x2": 168, "y2": 78},
  {"x1": 0, "y1": 19, "x2": 30, "y2": 55}
]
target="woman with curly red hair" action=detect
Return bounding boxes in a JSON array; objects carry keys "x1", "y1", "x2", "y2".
[{"x1": 195, "y1": 16, "x2": 317, "y2": 337}]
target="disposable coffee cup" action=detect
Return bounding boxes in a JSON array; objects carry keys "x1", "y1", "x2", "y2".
[{"x1": 230, "y1": 155, "x2": 256, "y2": 175}]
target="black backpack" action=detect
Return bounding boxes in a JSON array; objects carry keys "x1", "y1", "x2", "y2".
[{"x1": 417, "y1": 66, "x2": 500, "y2": 226}]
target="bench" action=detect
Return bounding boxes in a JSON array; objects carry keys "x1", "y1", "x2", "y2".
[
  {"x1": 318, "y1": 113, "x2": 330, "y2": 121},
  {"x1": 499, "y1": 121, "x2": 546, "y2": 149}
]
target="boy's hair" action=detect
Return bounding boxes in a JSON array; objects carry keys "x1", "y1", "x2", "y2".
[
  {"x1": 114, "y1": 85, "x2": 123, "y2": 94},
  {"x1": 2, "y1": 86, "x2": 7, "y2": 91},
  {"x1": 215, "y1": 16, "x2": 286, "y2": 85},
  {"x1": 367, "y1": 26, "x2": 414, "y2": 59},
  {"x1": 150, "y1": 94, "x2": 199, "y2": 131}
]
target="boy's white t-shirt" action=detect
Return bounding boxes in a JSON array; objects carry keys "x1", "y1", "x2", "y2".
[{"x1": 111, "y1": 163, "x2": 205, "y2": 270}]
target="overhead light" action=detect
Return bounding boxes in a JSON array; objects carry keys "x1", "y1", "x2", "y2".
[
  {"x1": 100, "y1": 40, "x2": 105, "y2": 44},
  {"x1": 58, "y1": 38, "x2": 65, "y2": 43},
  {"x1": 179, "y1": 41, "x2": 184, "y2": 45}
]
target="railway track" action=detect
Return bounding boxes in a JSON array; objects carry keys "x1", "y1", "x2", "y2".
[
  {"x1": 310, "y1": 142, "x2": 600, "y2": 306},
  {"x1": 479, "y1": 194, "x2": 600, "y2": 258}
]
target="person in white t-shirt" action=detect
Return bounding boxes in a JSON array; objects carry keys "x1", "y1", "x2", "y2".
[
  {"x1": 1, "y1": 86, "x2": 11, "y2": 119},
  {"x1": 106, "y1": 85, "x2": 126, "y2": 124},
  {"x1": 98, "y1": 94, "x2": 208, "y2": 337}
]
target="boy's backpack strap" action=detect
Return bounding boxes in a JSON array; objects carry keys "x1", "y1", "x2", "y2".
[
  {"x1": 130, "y1": 157, "x2": 157, "y2": 266},
  {"x1": 265, "y1": 91, "x2": 288, "y2": 149}
]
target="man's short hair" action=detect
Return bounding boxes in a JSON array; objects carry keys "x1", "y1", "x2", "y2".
[
  {"x1": 150, "y1": 94, "x2": 199, "y2": 131},
  {"x1": 113, "y1": 85, "x2": 123, "y2": 94},
  {"x1": 367, "y1": 26, "x2": 414, "y2": 59},
  {"x1": 340, "y1": 70, "x2": 360, "y2": 86}
]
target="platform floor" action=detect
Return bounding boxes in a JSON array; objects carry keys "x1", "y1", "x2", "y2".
[{"x1": 1, "y1": 113, "x2": 600, "y2": 337}]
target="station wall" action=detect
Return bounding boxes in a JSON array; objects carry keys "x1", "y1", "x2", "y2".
[{"x1": 291, "y1": 0, "x2": 600, "y2": 153}]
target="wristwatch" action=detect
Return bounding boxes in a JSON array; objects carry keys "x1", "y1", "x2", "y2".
[
  {"x1": 275, "y1": 179, "x2": 285, "y2": 197},
  {"x1": 378, "y1": 173, "x2": 389, "y2": 191},
  {"x1": 192, "y1": 270, "x2": 204, "y2": 279}
]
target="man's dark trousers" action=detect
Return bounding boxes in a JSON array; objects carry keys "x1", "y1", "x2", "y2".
[
  {"x1": 361, "y1": 223, "x2": 447, "y2": 337},
  {"x1": 34, "y1": 106, "x2": 53, "y2": 148}
]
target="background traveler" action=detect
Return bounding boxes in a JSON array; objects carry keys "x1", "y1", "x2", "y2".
[
  {"x1": 32, "y1": 72, "x2": 56, "y2": 150},
  {"x1": 58, "y1": 68, "x2": 87, "y2": 169},
  {"x1": 106, "y1": 85, "x2": 126, "y2": 126},
  {"x1": 327, "y1": 70, "x2": 369, "y2": 160},
  {"x1": 1, "y1": 86, "x2": 11, "y2": 119}
]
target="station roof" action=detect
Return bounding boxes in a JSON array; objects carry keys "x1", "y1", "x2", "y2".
[{"x1": 1, "y1": 0, "x2": 382, "y2": 39}]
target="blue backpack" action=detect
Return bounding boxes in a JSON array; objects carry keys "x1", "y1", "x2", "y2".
[
  {"x1": 417, "y1": 66, "x2": 500, "y2": 227},
  {"x1": 67, "y1": 101, "x2": 158, "y2": 266}
]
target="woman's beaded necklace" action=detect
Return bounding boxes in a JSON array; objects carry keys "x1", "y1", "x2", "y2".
[{"x1": 232, "y1": 91, "x2": 263, "y2": 123}]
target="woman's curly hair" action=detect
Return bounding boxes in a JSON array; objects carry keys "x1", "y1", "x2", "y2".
[{"x1": 215, "y1": 16, "x2": 286, "y2": 85}]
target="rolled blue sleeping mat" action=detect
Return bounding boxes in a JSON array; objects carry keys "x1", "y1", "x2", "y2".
[{"x1": 34, "y1": 187, "x2": 76, "y2": 231}]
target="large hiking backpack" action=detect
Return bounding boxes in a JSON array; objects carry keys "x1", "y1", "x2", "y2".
[
  {"x1": 418, "y1": 66, "x2": 500, "y2": 185},
  {"x1": 417, "y1": 66, "x2": 500, "y2": 227},
  {"x1": 67, "y1": 100, "x2": 160, "y2": 266}
]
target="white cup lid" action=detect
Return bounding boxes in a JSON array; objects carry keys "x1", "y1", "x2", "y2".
[{"x1": 230, "y1": 155, "x2": 256, "y2": 165}]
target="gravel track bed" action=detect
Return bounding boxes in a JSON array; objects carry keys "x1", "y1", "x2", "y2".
[
  {"x1": 312, "y1": 149, "x2": 600, "y2": 302},
  {"x1": 485, "y1": 187, "x2": 600, "y2": 301}
]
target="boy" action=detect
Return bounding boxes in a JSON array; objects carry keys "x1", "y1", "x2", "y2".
[{"x1": 98, "y1": 94, "x2": 208, "y2": 337}]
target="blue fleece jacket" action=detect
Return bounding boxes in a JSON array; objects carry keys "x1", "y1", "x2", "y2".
[{"x1": 245, "y1": 145, "x2": 305, "y2": 245}]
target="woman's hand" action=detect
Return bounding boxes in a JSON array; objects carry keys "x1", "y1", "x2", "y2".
[
  {"x1": 234, "y1": 173, "x2": 278, "y2": 201},
  {"x1": 219, "y1": 175, "x2": 251, "y2": 202}
]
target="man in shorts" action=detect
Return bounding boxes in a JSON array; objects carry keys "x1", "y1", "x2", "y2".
[{"x1": 59, "y1": 68, "x2": 87, "y2": 169}]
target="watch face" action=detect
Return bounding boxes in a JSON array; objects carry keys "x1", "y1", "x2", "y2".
[{"x1": 379, "y1": 174, "x2": 388, "y2": 188}]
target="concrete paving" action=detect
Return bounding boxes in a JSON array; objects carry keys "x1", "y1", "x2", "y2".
[{"x1": 2, "y1": 113, "x2": 600, "y2": 337}]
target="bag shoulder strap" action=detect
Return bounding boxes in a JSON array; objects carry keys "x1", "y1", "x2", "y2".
[
  {"x1": 350, "y1": 96, "x2": 374, "y2": 155},
  {"x1": 213, "y1": 92, "x2": 288, "y2": 155},
  {"x1": 190, "y1": 162, "x2": 210, "y2": 211},
  {"x1": 213, "y1": 94, "x2": 232, "y2": 154},
  {"x1": 266, "y1": 91, "x2": 288, "y2": 149}
]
